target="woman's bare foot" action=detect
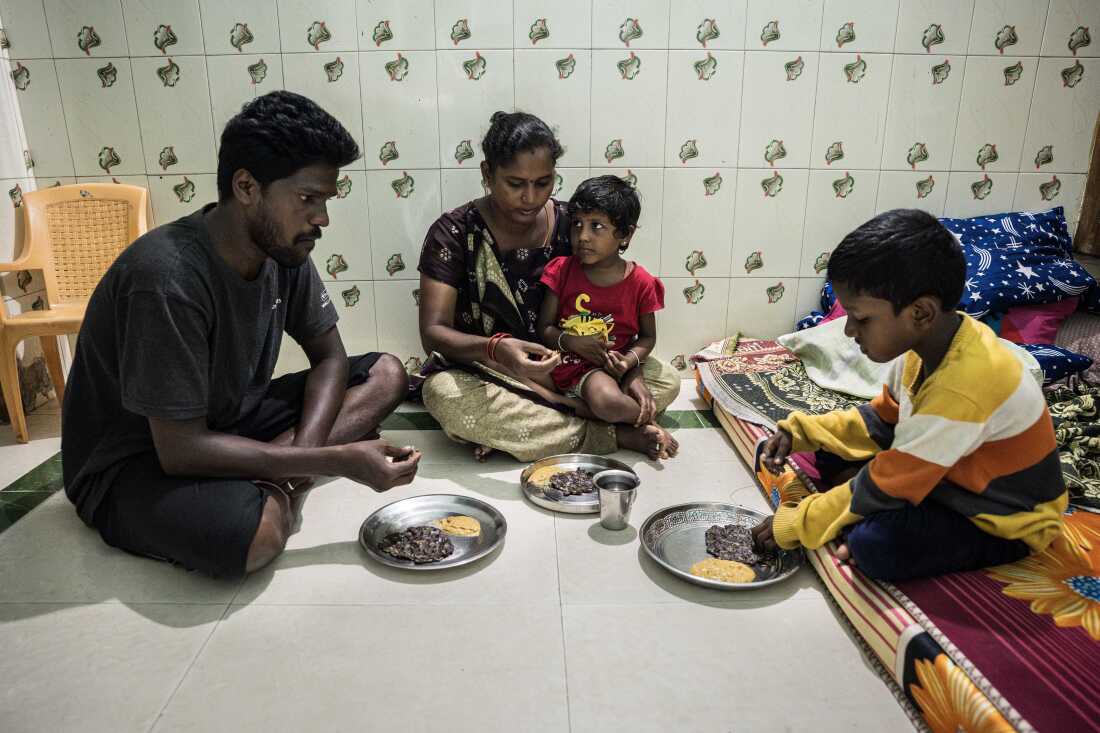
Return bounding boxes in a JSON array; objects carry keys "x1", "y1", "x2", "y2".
[
  {"x1": 618, "y1": 423, "x2": 677, "y2": 460},
  {"x1": 473, "y1": 445, "x2": 494, "y2": 462}
]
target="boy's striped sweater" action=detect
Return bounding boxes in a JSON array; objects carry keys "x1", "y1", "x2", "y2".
[{"x1": 772, "y1": 314, "x2": 1067, "y2": 552}]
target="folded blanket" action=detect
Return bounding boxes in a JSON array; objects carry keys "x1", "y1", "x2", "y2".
[
  {"x1": 777, "y1": 316, "x2": 1043, "y2": 399},
  {"x1": 777, "y1": 317, "x2": 893, "y2": 399},
  {"x1": 695, "y1": 338, "x2": 863, "y2": 429}
]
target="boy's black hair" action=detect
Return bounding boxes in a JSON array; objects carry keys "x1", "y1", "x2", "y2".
[
  {"x1": 217, "y1": 91, "x2": 360, "y2": 201},
  {"x1": 567, "y1": 175, "x2": 640, "y2": 251},
  {"x1": 481, "y1": 111, "x2": 563, "y2": 172},
  {"x1": 827, "y1": 208, "x2": 966, "y2": 313}
]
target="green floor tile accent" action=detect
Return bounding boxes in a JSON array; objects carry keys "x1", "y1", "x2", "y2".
[
  {"x1": 381, "y1": 411, "x2": 442, "y2": 431},
  {"x1": 384, "y1": 409, "x2": 716, "y2": 432},
  {"x1": 0, "y1": 491, "x2": 56, "y2": 532},
  {"x1": 0, "y1": 453, "x2": 64, "y2": 536},
  {"x1": 3, "y1": 452, "x2": 63, "y2": 493},
  {"x1": 659, "y1": 410, "x2": 705, "y2": 429},
  {"x1": 0, "y1": 407, "x2": 721, "y2": 535}
]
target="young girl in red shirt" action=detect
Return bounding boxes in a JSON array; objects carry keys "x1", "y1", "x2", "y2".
[{"x1": 532, "y1": 175, "x2": 674, "y2": 458}]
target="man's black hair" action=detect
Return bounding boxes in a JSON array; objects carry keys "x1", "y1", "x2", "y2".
[
  {"x1": 827, "y1": 208, "x2": 966, "y2": 312},
  {"x1": 567, "y1": 176, "x2": 640, "y2": 250},
  {"x1": 481, "y1": 111, "x2": 563, "y2": 172},
  {"x1": 217, "y1": 90, "x2": 361, "y2": 200}
]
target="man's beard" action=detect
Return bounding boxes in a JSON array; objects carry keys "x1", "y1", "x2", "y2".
[{"x1": 249, "y1": 202, "x2": 309, "y2": 268}]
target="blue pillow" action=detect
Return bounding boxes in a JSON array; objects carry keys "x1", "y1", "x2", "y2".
[
  {"x1": 939, "y1": 206, "x2": 1094, "y2": 318},
  {"x1": 1019, "y1": 344, "x2": 1094, "y2": 384},
  {"x1": 796, "y1": 282, "x2": 837, "y2": 331}
]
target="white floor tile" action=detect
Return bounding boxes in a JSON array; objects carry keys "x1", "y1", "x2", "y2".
[
  {"x1": 0, "y1": 493, "x2": 242, "y2": 604},
  {"x1": 563, "y1": 602, "x2": 914, "y2": 733},
  {"x1": 0, "y1": 602, "x2": 222, "y2": 733},
  {"x1": 234, "y1": 472, "x2": 560, "y2": 605},
  {"x1": 665, "y1": 378, "x2": 709, "y2": 411},
  {"x1": 0, "y1": 427, "x2": 912, "y2": 733},
  {"x1": 0, "y1": 412, "x2": 60, "y2": 485},
  {"x1": 153, "y1": 603, "x2": 569, "y2": 733}
]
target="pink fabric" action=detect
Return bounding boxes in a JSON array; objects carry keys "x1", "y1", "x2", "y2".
[
  {"x1": 999, "y1": 297, "x2": 1078, "y2": 345},
  {"x1": 820, "y1": 299, "x2": 846, "y2": 324}
]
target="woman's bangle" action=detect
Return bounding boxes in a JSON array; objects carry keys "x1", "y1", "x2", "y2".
[
  {"x1": 557, "y1": 330, "x2": 569, "y2": 352},
  {"x1": 626, "y1": 348, "x2": 641, "y2": 368},
  {"x1": 485, "y1": 332, "x2": 508, "y2": 362},
  {"x1": 490, "y1": 333, "x2": 508, "y2": 362}
]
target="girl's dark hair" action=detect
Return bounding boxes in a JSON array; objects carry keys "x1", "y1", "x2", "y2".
[
  {"x1": 827, "y1": 208, "x2": 966, "y2": 312},
  {"x1": 568, "y1": 175, "x2": 641, "y2": 251},
  {"x1": 217, "y1": 90, "x2": 361, "y2": 200},
  {"x1": 481, "y1": 111, "x2": 563, "y2": 172}
]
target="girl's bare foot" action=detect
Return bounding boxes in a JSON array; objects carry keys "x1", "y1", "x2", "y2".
[
  {"x1": 658, "y1": 426, "x2": 680, "y2": 458},
  {"x1": 618, "y1": 423, "x2": 676, "y2": 460},
  {"x1": 473, "y1": 445, "x2": 494, "y2": 462}
]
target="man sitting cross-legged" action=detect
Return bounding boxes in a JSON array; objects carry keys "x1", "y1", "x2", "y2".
[{"x1": 62, "y1": 91, "x2": 421, "y2": 578}]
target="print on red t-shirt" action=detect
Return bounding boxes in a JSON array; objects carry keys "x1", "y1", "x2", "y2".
[{"x1": 539, "y1": 255, "x2": 665, "y2": 391}]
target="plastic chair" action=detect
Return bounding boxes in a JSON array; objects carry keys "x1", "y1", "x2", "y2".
[{"x1": 0, "y1": 183, "x2": 150, "y2": 442}]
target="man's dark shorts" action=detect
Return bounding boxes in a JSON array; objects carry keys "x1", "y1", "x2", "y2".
[{"x1": 92, "y1": 353, "x2": 383, "y2": 579}]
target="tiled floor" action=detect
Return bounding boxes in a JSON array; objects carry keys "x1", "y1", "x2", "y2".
[{"x1": 0, "y1": 383, "x2": 914, "y2": 732}]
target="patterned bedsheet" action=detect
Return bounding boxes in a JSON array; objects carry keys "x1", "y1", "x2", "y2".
[{"x1": 697, "y1": 351, "x2": 1100, "y2": 733}]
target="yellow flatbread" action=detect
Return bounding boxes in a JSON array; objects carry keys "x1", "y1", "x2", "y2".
[
  {"x1": 432, "y1": 515, "x2": 481, "y2": 537},
  {"x1": 689, "y1": 558, "x2": 755, "y2": 583},
  {"x1": 527, "y1": 465, "x2": 568, "y2": 487}
]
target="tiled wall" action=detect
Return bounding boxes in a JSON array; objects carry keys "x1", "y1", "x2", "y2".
[
  {"x1": 0, "y1": 11, "x2": 53, "y2": 419},
  {"x1": 0, "y1": 0, "x2": 1098, "y2": 374}
]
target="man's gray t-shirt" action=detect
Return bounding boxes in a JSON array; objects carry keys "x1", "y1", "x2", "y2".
[{"x1": 62, "y1": 204, "x2": 338, "y2": 525}]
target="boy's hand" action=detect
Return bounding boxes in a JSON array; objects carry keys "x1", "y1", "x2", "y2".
[
  {"x1": 752, "y1": 516, "x2": 778, "y2": 553},
  {"x1": 604, "y1": 350, "x2": 631, "y2": 378},
  {"x1": 564, "y1": 333, "x2": 609, "y2": 367},
  {"x1": 760, "y1": 429, "x2": 792, "y2": 474}
]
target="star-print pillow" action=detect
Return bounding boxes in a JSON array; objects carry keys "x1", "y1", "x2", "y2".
[
  {"x1": 939, "y1": 206, "x2": 1095, "y2": 319},
  {"x1": 1018, "y1": 343, "x2": 1094, "y2": 385},
  {"x1": 796, "y1": 281, "x2": 838, "y2": 330}
]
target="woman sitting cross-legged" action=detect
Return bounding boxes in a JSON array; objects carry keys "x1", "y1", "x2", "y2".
[{"x1": 416, "y1": 111, "x2": 681, "y2": 462}]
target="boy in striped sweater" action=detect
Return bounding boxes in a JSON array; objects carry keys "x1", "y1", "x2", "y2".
[{"x1": 753, "y1": 209, "x2": 1067, "y2": 581}]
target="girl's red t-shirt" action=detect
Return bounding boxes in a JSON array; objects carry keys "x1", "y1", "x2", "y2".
[{"x1": 539, "y1": 255, "x2": 664, "y2": 390}]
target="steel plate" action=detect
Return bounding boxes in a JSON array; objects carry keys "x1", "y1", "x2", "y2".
[
  {"x1": 639, "y1": 502, "x2": 803, "y2": 590},
  {"x1": 521, "y1": 454, "x2": 637, "y2": 514},
  {"x1": 359, "y1": 494, "x2": 506, "y2": 570}
]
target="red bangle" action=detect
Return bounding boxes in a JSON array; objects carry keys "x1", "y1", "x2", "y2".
[
  {"x1": 485, "y1": 332, "x2": 509, "y2": 362},
  {"x1": 489, "y1": 334, "x2": 508, "y2": 362}
]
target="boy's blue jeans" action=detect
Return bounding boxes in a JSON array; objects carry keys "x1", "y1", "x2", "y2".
[{"x1": 815, "y1": 451, "x2": 1031, "y2": 582}]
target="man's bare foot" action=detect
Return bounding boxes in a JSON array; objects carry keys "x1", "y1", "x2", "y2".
[
  {"x1": 618, "y1": 424, "x2": 676, "y2": 460},
  {"x1": 473, "y1": 445, "x2": 494, "y2": 462},
  {"x1": 835, "y1": 543, "x2": 856, "y2": 566},
  {"x1": 286, "y1": 478, "x2": 315, "y2": 535}
]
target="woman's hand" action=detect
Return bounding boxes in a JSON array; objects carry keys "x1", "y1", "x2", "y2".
[
  {"x1": 494, "y1": 337, "x2": 560, "y2": 378},
  {"x1": 563, "y1": 333, "x2": 609, "y2": 367}
]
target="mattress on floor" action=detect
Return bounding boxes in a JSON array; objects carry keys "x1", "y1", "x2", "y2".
[{"x1": 698, "y1": 368, "x2": 1100, "y2": 733}]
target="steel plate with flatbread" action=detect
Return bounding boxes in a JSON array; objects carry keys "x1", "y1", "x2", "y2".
[
  {"x1": 359, "y1": 494, "x2": 506, "y2": 570},
  {"x1": 640, "y1": 502, "x2": 803, "y2": 590},
  {"x1": 521, "y1": 454, "x2": 636, "y2": 514}
]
